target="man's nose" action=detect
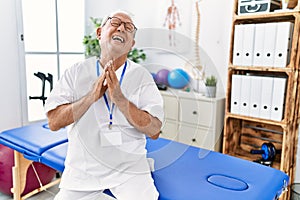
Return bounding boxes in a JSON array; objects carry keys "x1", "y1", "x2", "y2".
[{"x1": 117, "y1": 22, "x2": 126, "y2": 32}]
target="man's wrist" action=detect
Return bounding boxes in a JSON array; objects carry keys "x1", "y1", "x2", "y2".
[
  {"x1": 115, "y1": 95, "x2": 129, "y2": 111},
  {"x1": 85, "y1": 92, "x2": 97, "y2": 104}
]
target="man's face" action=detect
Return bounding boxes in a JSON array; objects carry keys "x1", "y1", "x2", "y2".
[{"x1": 99, "y1": 13, "x2": 136, "y2": 58}]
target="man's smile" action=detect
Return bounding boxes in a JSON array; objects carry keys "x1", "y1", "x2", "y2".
[{"x1": 112, "y1": 35, "x2": 125, "y2": 43}]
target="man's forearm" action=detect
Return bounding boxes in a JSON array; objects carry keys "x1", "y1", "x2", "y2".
[
  {"x1": 117, "y1": 98, "x2": 162, "y2": 139},
  {"x1": 47, "y1": 93, "x2": 94, "y2": 131}
]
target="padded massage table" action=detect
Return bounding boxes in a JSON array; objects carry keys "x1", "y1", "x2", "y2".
[
  {"x1": 0, "y1": 122, "x2": 289, "y2": 200},
  {"x1": 0, "y1": 121, "x2": 67, "y2": 199}
]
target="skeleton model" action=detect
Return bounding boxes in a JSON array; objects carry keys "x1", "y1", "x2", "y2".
[
  {"x1": 192, "y1": 1, "x2": 205, "y2": 92},
  {"x1": 194, "y1": 1, "x2": 202, "y2": 73},
  {"x1": 183, "y1": 1, "x2": 205, "y2": 93},
  {"x1": 163, "y1": 0, "x2": 181, "y2": 46}
]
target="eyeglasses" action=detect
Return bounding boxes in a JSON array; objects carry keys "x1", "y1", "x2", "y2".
[{"x1": 106, "y1": 17, "x2": 137, "y2": 33}]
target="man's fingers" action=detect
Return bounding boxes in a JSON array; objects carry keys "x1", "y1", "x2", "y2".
[
  {"x1": 105, "y1": 66, "x2": 118, "y2": 86},
  {"x1": 97, "y1": 73, "x2": 106, "y2": 87},
  {"x1": 105, "y1": 70, "x2": 112, "y2": 86},
  {"x1": 108, "y1": 66, "x2": 119, "y2": 82},
  {"x1": 104, "y1": 60, "x2": 113, "y2": 70}
]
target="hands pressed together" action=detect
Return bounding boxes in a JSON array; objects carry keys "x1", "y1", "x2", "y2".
[
  {"x1": 47, "y1": 60, "x2": 126, "y2": 131},
  {"x1": 48, "y1": 59, "x2": 161, "y2": 138},
  {"x1": 91, "y1": 60, "x2": 125, "y2": 106}
]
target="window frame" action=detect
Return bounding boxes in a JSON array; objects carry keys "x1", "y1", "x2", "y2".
[{"x1": 16, "y1": 0, "x2": 85, "y2": 124}]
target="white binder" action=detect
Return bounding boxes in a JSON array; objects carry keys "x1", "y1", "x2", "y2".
[
  {"x1": 241, "y1": 24, "x2": 255, "y2": 66},
  {"x1": 233, "y1": 25, "x2": 244, "y2": 66},
  {"x1": 253, "y1": 23, "x2": 265, "y2": 66},
  {"x1": 249, "y1": 76, "x2": 262, "y2": 118},
  {"x1": 270, "y1": 77, "x2": 286, "y2": 121},
  {"x1": 230, "y1": 74, "x2": 242, "y2": 114},
  {"x1": 239, "y1": 75, "x2": 251, "y2": 116},
  {"x1": 262, "y1": 23, "x2": 277, "y2": 67},
  {"x1": 259, "y1": 76, "x2": 274, "y2": 120},
  {"x1": 274, "y1": 22, "x2": 294, "y2": 68}
]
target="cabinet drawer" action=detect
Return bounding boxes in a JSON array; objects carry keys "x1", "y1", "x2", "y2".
[
  {"x1": 177, "y1": 124, "x2": 221, "y2": 152},
  {"x1": 162, "y1": 95, "x2": 178, "y2": 120},
  {"x1": 160, "y1": 120, "x2": 178, "y2": 141},
  {"x1": 179, "y1": 98, "x2": 214, "y2": 127}
]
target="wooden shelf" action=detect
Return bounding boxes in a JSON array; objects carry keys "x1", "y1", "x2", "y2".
[
  {"x1": 223, "y1": 1, "x2": 300, "y2": 199},
  {"x1": 225, "y1": 113, "x2": 288, "y2": 127},
  {"x1": 228, "y1": 64, "x2": 295, "y2": 74},
  {"x1": 231, "y1": 147, "x2": 281, "y2": 170},
  {"x1": 234, "y1": 11, "x2": 299, "y2": 24}
]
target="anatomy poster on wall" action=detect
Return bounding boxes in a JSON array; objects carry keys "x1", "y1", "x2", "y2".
[{"x1": 163, "y1": 0, "x2": 182, "y2": 46}]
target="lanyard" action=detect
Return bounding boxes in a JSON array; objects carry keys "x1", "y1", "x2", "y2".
[{"x1": 96, "y1": 60, "x2": 127, "y2": 129}]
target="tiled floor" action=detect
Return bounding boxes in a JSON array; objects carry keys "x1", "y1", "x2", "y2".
[
  {"x1": 0, "y1": 184, "x2": 59, "y2": 200},
  {"x1": 0, "y1": 184, "x2": 115, "y2": 200}
]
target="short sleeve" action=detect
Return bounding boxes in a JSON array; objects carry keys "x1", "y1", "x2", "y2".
[
  {"x1": 136, "y1": 69, "x2": 164, "y2": 123},
  {"x1": 44, "y1": 66, "x2": 76, "y2": 114}
]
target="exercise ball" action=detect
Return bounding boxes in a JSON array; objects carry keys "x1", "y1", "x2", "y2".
[
  {"x1": 155, "y1": 69, "x2": 170, "y2": 85},
  {"x1": 0, "y1": 144, "x2": 56, "y2": 196},
  {"x1": 151, "y1": 72, "x2": 157, "y2": 82},
  {"x1": 167, "y1": 68, "x2": 190, "y2": 89}
]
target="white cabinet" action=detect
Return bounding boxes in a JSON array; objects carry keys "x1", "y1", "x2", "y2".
[
  {"x1": 179, "y1": 98, "x2": 214, "y2": 126},
  {"x1": 178, "y1": 124, "x2": 218, "y2": 151},
  {"x1": 162, "y1": 94, "x2": 178, "y2": 121},
  {"x1": 160, "y1": 89, "x2": 225, "y2": 152},
  {"x1": 161, "y1": 120, "x2": 178, "y2": 141}
]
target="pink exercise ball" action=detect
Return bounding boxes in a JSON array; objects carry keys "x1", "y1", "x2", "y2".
[
  {"x1": 0, "y1": 144, "x2": 56, "y2": 196},
  {"x1": 156, "y1": 69, "x2": 170, "y2": 85}
]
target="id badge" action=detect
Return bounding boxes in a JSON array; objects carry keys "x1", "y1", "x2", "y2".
[{"x1": 100, "y1": 126, "x2": 122, "y2": 147}]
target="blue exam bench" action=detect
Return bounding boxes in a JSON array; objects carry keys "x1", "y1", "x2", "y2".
[{"x1": 0, "y1": 122, "x2": 289, "y2": 200}]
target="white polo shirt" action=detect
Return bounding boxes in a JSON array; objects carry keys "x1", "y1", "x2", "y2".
[{"x1": 45, "y1": 57, "x2": 164, "y2": 191}]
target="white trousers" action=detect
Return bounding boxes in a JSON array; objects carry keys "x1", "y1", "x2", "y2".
[{"x1": 54, "y1": 173, "x2": 159, "y2": 200}]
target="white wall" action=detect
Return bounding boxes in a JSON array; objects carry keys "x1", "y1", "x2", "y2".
[
  {"x1": 0, "y1": 0, "x2": 23, "y2": 132},
  {"x1": 197, "y1": 0, "x2": 234, "y2": 92},
  {"x1": 85, "y1": 0, "x2": 192, "y2": 36},
  {"x1": 85, "y1": 0, "x2": 233, "y2": 95}
]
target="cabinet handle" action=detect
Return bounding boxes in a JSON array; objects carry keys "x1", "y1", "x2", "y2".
[
  {"x1": 192, "y1": 138, "x2": 196, "y2": 142},
  {"x1": 192, "y1": 111, "x2": 197, "y2": 115}
]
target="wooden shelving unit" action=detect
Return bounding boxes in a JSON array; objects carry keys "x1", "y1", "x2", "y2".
[{"x1": 222, "y1": 1, "x2": 300, "y2": 199}]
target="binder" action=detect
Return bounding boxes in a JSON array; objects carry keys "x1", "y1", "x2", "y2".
[
  {"x1": 270, "y1": 77, "x2": 286, "y2": 121},
  {"x1": 262, "y1": 23, "x2": 277, "y2": 67},
  {"x1": 233, "y1": 25, "x2": 244, "y2": 66},
  {"x1": 239, "y1": 75, "x2": 251, "y2": 116},
  {"x1": 230, "y1": 74, "x2": 242, "y2": 114},
  {"x1": 241, "y1": 24, "x2": 255, "y2": 66},
  {"x1": 249, "y1": 76, "x2": 262, "y2": 118},
  {"x1": 274, "y1": 22, "x2": 294, "y2": 68},
  {"x1": 259, "y1": 76, "x2": 274, "y2": 120},
  {"x1": 253, "y1": 23, "x2": 265, "y2": 66}
]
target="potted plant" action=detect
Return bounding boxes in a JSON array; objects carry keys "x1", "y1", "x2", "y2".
[
  {"x1": 205, "y1": 75, "x2": 217, "y2": 98},
  {"x1": 83, "y1": 17, "x2": 146, "y2": 63}
]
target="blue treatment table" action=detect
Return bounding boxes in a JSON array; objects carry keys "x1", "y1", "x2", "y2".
[{"x1": 0, "y1": 122, "x2": 289, "y2": 200}]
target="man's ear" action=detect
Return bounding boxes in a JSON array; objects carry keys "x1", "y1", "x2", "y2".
[
  {"x1": 131, "y1": 39, "x2": 135, "y2": 48},
  {"x1": 96, "y1": 27, "x2": 102, "y2": 40},
  {"x1": 129, "y1": 40, "x2": 135, "y2": 52}
]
